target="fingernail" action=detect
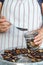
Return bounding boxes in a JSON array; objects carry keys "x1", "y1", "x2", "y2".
[{"x1": 34, "y1": 40, "x2": 36, "y2": 42}]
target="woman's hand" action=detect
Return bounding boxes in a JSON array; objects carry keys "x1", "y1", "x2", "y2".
[
  {"x1": 34, "y1": 28, "x2": 43, "y2": 45},
  {"x1": 0, "y1": 16, "x2": 11, "y2": 32}
]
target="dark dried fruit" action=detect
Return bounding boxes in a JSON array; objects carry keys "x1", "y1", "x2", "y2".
[
  {"x1": 4, "y1": 50, "x2": 11, "y2": 53},
  {"x1": 1, "y1": 48, "x2": 43, "y2": 62},
  {"x1": 15, "y1": 49, "x2": 21, "y2": 55},
  {"x1": 31, "y1": 58, "x2": 36, "y2": 62},
  {"x1": 21, "y1": 49, "x2": 28, "y2": 54}
]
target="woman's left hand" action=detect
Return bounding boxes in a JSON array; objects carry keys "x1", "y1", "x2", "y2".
[{"x1": 34, "y1": 28, "x2": 43, "y2": 45}]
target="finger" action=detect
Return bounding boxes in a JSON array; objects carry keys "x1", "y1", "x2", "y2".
[
  {"x1": 34, "y1": 34, "x2": 41, "y2": 39},
  {"x1": 1, "y1": 22, "x2": 11, "y2": 26},
  {"x1": 34, "y1": 37, "x2": 41, "y2": 42},
  {"x1": 0, "y1": 19, "x2": 6, "y2": 23},
  {"x1": 0, "y1": 23, "x2": 11, "y2": 27},
  {"x1": 35, "y1": 40, "x2": 42, "y2": 45},
  {"x1": 0, "y1": 29, "x2": 6, "y2": 32},
  {"x1": 0, "y1": 26, "x2": 10, "y2": 32},
  {"x1": 1, "y1": 16, "x2": 6, "y2": 19},
  {"x1": 1, "y1": 24, "x2": 11, "y2": 29},
  {"x1": 0, "y1": 25, "x2": 10, "y2": 29},
  {"x1": 0, "y1": 23, "x2": 11, "y2": 31}
]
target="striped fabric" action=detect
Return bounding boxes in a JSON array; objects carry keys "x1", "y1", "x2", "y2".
[{"x1": 0, "y1": 0, "x2": 42, "y2": 50}]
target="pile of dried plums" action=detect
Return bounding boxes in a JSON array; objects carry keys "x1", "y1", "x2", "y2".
[
  {"x1": 1, "y1": 48, "x2": 43, "y2": 62},
  {"x1": 1, "y1": 48, "x2": 28, "y2": 62},
  {"x1": 27, "y1": 49, "x2": 43, "y2": 62}
]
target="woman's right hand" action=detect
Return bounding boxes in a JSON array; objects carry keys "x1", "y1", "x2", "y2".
[{"x1": 0, "y1": 16, "x2": 11, "y2": 32}]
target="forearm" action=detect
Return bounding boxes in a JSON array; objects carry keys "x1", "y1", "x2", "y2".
[
  {"x1": 41, "y1": 3, "x2": 43, "y2": 15},
  {"x1": 0, "y1": 2, "x2": 2, "y2": 10},
  {"x1": 0, "y1": 2, "x2": 2, "y2": 18}
]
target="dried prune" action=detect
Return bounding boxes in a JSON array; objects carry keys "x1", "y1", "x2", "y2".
[
  {"x1": 1, "y1": 48, "x2": 43, "y2": 62},
  {"x1": 15, "y1": 49, "x2": 21, "y2": 55},
  {"x1": 21, "y1": 49, "x2": 28, "y2": 54},
  {"x1": 31, "y1": 58, "x2": 36, "y2": 62}
]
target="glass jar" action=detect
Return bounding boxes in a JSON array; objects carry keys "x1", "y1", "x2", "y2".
[{"x1": 24, "y1": 31, "x2": 39, "y2": 50}]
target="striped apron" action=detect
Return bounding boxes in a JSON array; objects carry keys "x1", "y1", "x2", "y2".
[{"x1": 0, "y1": 0, "x2": 42, "y2": 50}]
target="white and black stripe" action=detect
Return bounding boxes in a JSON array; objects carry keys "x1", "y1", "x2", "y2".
[{"x1": 0, "y1": 0, "x2": 42, "y2": 50}]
